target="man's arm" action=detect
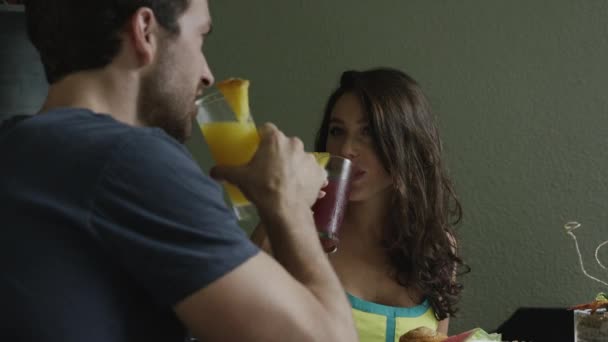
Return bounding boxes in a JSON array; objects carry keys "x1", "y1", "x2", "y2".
[
  {"x1": 176, "y1": 207, "x2": 355, "y2": 341},
  {"x1": 177, "y1": 124, "x2": 356, "y2": 341}
]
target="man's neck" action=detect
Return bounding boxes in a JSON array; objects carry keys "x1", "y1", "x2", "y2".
[{"x1": 40, "y1": 68, "x2": 141, "y2": 127}]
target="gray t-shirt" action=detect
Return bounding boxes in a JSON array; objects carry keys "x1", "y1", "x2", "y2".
[{"x1": 0, "y1": 109, "x2": 258, "y2": 341}]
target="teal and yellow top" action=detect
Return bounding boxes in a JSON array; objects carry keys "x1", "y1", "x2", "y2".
[{"x1": 348, "y1": 293, "x2": 438, "y2": 342}]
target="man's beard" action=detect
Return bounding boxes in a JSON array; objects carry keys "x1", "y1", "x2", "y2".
[{"x1": 136, "y1": 49, "x2": 196, "y2": 143}]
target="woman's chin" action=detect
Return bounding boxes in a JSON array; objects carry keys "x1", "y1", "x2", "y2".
[{"x1": 347, "y1": 189, "x2": 366, "y2": 202}]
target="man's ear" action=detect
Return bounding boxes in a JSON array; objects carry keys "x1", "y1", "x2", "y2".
[{"x1": 128, "y1": 7, "x2": 159, "y2": 67}]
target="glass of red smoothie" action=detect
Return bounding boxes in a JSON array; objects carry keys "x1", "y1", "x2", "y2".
[{"x1": 312, "y1": 155, "x2": 353, "y2": 253}]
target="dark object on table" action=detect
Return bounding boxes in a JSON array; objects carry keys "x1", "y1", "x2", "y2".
[{"x1": 495, "y1": 307, "x2": 573, "y2": 342}]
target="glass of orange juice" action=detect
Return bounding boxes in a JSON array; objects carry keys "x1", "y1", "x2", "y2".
[{"x1": 196, "y1": 92, "x2": 259, "y2": 220}]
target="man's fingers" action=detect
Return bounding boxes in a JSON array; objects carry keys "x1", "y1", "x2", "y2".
[
  {"x1": 257, "y1": 123, "x2": 280, "y2": 140},
  {"x1": 210, "y1": 165, "x2": 245, "y2": 185}
]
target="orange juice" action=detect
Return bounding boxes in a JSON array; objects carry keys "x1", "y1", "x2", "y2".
[{"x1": 200, "y1": 121, "x2": 259, "y2": 206}]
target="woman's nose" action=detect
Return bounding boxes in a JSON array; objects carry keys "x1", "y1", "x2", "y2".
[{"x1": 338, "y1": 139, "x2": 359, "y2": 160}]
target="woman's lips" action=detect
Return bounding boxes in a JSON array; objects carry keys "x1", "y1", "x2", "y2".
[{"x1": 352, "y1": 168, "x2": 366, "y2": 181}]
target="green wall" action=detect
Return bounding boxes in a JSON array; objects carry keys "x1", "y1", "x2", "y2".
[{"x1": 187, "y1": 0, "x2": 608, "y2": 333}]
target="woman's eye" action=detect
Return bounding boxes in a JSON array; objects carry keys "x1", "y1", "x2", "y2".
[{"x1": 361, "y1": 126, "x2": 372, "y2": 136}]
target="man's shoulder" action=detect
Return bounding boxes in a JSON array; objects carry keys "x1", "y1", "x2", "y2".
[
  {"x1": 24, "y1": 108, "x2": 187, "y2": 157},
  {"x1": 36, "y1": 108, "x2": 163, "y2": 142},
  {"x1": 1, "y1": 108, "x2": 198, "y2": 182}
]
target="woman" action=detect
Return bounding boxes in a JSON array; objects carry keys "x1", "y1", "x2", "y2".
[{"x1": 253, "y1": 67, "x2": 467, "y2": 341}]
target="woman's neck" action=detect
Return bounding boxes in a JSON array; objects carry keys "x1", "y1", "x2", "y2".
[
  {"x1": 333, "y1": 190, "x2": 425, "y2": 307},
  {"x1": 341, "y1": 189, "x2": 393, "y2": 247}
]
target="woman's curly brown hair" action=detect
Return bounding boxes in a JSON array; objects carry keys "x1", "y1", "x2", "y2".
[{"x1": 315, "y1": 68, "x2": 469, "y2": 320}]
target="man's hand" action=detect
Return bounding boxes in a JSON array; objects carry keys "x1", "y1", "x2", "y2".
[{"x1": 211, "y1": 123, "x2": 327, "y2": 212}]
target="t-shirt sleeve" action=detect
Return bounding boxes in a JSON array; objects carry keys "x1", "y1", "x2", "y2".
[{"x1": 89, "y1": 129, "x2": 259, "y2": 307}]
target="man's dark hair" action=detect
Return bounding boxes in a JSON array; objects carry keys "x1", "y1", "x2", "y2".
[{"x1": 25, "y1": 0, "x2": 190, "y2": 84}]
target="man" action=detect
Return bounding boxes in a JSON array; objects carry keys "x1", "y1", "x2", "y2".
[{"x1": 0, "y1": 0, "x2": 357, "y2": 341}]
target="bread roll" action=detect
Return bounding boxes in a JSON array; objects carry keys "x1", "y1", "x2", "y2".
[{"x1": 399, "y1": 326, "x2": 448, "y2": 342}]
